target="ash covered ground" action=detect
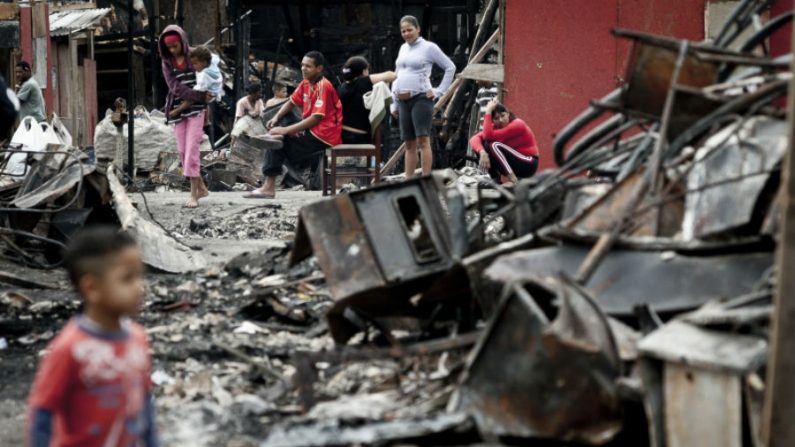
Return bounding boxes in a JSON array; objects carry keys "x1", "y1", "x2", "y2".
[{"x1": 0, "y1": 190, "x2": 475, "y2": 447}]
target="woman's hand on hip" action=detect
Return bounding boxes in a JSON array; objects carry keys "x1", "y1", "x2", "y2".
[{"x1": 426, "y1": 90, "x2": 435, "y2": 99}]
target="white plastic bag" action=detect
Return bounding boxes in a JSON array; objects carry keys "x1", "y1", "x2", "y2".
[
  {"x1": 5, "y1": 117, "x2": 47, "y2": 175},
  {"x1": 40, "y1": 122, "x2": 63, "y2": 147},
  {"x1": 50, "y1": 114, "x2": 73, "y2": 148}
]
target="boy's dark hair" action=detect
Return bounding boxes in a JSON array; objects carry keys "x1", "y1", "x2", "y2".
[
  {"x1": 16, "y1": 61, "x2": 31, "y2": 72},
  {"x1": 63, "y1": 226, "x2": 138, "y2": 289},
  {"x1": 247, "y1": 82, "x2": 262, "y2": 95},
  {"x1": 189, "y1": 46, "x2": 212, "y2": 64},
  {"x1": 342, "y1": 56, "x2": 369, "y2": 83},
  {"x1": 304, "y1": 51, "x2": 326, "y2": 68},
  {"x1": 271, "y1": 82, "x2": 286, "y2": 93}
]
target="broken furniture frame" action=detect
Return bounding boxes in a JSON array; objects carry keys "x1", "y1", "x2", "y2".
[
  {"x1": 453, "y1": 274, "x2": 623, "y2": 444},
  {"x1": 291, "y1": 176, "x2": 469, "y2": 343}
]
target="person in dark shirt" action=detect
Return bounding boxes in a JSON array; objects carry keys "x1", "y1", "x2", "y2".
[
  {"x1": 337, "y1": 56, "x2": 396, "y2": 144},
  {"x1": 0, "y1": 76, "x2": 19, "y2": 141}
]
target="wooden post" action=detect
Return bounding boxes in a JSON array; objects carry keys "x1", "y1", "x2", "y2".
[
  {"x1": 762, "y1": 3, "x2": 795, "y2": 444},
  {"x1": 69, "y1": 31, "x2": 79, "y2": 144}
]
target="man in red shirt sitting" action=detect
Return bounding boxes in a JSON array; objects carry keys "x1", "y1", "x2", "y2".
[
  {"x1": 245, "y1": 51, "x2": 342, "y2": 198},
  {"x1": 469, "y1": 99, "x2": 540, "y2": 185}
]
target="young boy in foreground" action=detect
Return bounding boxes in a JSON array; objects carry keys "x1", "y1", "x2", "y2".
[{"x1": 26, "y1": 226, "x2": 158, "y2": 447}]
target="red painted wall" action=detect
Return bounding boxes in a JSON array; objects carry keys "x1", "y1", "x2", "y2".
[
  {"x1": 504, "y1": 0, "x2": 706, "y2": 171},
  {"x1": 770, "y1": 0, "x2": 793, "y2": 57},
  {"x1": 19, "y1": 6, "x2": 31, "y2": 63}
]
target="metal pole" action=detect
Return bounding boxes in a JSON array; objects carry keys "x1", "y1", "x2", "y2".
[
  {"x1": 176, "y1": 0, "x2": 184, "y2": 28},
  {"x1": 127, "y1": 0, "x2": 135, "y2": 181},
  {"x1": 762, "y1": 2, "x2": 795, "y2": 444},
  {"x1": 146, "y1": 0, "x2": 158, "y2": 107},
  {"x1": 231, "y1": 0, "x2": 241, "y2": 100}
]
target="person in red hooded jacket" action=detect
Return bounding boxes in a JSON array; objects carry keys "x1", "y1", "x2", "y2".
[
  {"x1": 469, "y1": 99, "x2": 539, "y2": 185},
  {"x1": 159, "y1": 25, "x2": 210, "y2": 208}
]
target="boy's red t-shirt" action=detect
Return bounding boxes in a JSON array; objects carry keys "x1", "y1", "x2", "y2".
[
  {"x1": 290, "y1": 77, "x2": 343, "y2": 146},
  {"x1": 27, "y1": 318, "x2": 153, "y2": 447}
]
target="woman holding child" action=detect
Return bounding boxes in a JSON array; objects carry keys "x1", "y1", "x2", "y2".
[{"x1": 159, "y1": 25, "x2": 210, "y2": 208}]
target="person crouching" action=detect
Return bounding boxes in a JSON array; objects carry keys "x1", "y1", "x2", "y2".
[{"x1": 469, "y1": 99, "x2": 540, "y2": 185}]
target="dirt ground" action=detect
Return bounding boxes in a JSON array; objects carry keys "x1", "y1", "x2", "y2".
[{"x1": 0, "y1": 190, "x2": 322, "y2": 446}]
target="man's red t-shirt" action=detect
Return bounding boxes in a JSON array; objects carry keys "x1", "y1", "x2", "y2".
[
  {"x1": 290, "y1": 77, "x2": 343, "y2": 146},
  {"x1": 27, "y1": 318, "x2": 155, "y2": 447}
]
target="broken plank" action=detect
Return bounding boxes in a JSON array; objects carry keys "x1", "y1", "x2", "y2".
[
  {"x1": 0, "y1": 270, "x2": 57, "y2": 289},
  {"x1": 107, "y1": 167, "x2": 206, "y2": 273},
  {"x1": 0, "y1": 3, "x2": 18, "y2": 20},
  {"x1": 459, "y1": 63, "x2": 504, "y2": 83}
]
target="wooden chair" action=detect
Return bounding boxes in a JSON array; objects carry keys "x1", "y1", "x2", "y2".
[{"x1": 321, "y1": 128, "x2": 382, "y2": 196}]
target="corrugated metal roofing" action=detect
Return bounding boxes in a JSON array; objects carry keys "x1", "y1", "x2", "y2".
[{"x1": 49, "y1": 8, "x2": 111, "y2": 37}]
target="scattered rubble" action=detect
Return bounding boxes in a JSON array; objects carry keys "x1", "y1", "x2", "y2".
[{"x1": 172, "y1": 204, "x2": 297, "y2": 241}]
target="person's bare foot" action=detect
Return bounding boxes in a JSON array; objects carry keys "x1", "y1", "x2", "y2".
[
  {"x1": 184, "y1": 196, "x2": 199, "y2": 208},
  {"x1": 198, "y1": 186, "x2": 209, "y2": 199}
]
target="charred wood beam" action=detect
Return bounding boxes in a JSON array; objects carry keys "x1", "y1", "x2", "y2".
[
  {"x1": 145, "y1": 0, "x2": 158, "y2": 106},
  {"x1": 444, "y1": 82, "x2": 478, "y2": 161},
  {"x1": 127, "y1": 0, "x2": 135, "y2": 182}
]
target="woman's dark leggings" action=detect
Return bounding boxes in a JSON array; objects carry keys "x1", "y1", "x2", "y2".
[{"x1": 485, "y1": 141, "x2": 538, "y2": 179}]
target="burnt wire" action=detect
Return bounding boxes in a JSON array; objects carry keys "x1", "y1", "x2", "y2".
[{"x1": 114, "y1": 168, "x2": 203, "y2": 251}]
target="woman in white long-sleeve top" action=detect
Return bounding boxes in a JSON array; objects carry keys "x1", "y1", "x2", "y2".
[{"x1": 390, "y1": 15, "x2": 456, "y2": 177}]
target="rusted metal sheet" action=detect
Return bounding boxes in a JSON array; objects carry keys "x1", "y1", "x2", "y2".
[
  {"x1": 482, "y1": 245, "x2": 773, "y2": 317},
  {"x1": 638, "y1": 320, "x2": 767, "y2": 373},
  {"x1": 565, "y1": 168, "x2": 683, "y2": 238},
  {"x1": 622, "y1": 41, "x2": 717, "y2": 116},
  {"x1": 454, "y1": 276, "x2": 622, "y2": 444},
  {"x1": 683, "y1": 117, "x2": 787, "y2": 240},
  {"x1": 291, "y1": 177, "x2": 466, "y2": 344},
  {"x1": 49, "y1": 8, "x2": 111, "y2": 37},
  {"x1": 621, "y1": 41, "x2": 722, "y2": 139},
  {"x1": 664, "y1": 364, "x2": 742, "y2": 447},
  {"x1": 12, "y1": 152, "x2": 94, "y2": 209},
  {"x1": 350, "y1": 179, "x2": 454, "y2": 283},
  {"x1": 291, "y1": 176, "x2": 457, "y2": 297},
  {"x1": 290, "y1": 195, "x2": 384, "y2": 300}
]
